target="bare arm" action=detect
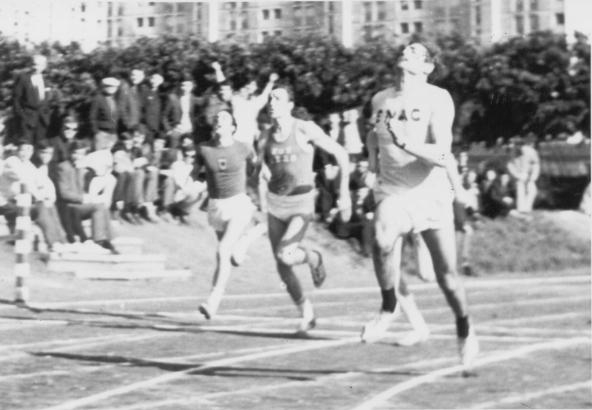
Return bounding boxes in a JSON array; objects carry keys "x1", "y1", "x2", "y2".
[
  {"x1": 307, "y1": 123, "x2": 352, "y2": 221},
  {"x1": 252, "y1": 73, "x2": 278, "y2": 111},
  {"x1": 386, "y1": 89, "x2": 454, "y2": 167}
]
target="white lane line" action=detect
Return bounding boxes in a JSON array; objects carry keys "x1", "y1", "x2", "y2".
[
  {"x1": 39, "y1": 336, "x2": 360, "y2": 410},
  {"x1": 350, "y1": 337, "x2": 590, "y2": 410},
  {"x1": 469, "y1": 380, "x2": 592, "y2": 409},
  {"x1": 14, "y1": 274, "x2": 590, "y2": 310},
  {"x1": 0, "y1": 320, "x2": 68, "y2": 331},
  {"x1": 0, "y1": 341, "x2": 299, "y2": 383}
]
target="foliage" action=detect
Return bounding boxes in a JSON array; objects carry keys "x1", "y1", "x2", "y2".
[{"x1": 0, "y1": 31, "x2": 589, "y2": 144}]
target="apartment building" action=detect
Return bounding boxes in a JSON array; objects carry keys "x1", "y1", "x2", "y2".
[{"x1": 0, "y1": 1, "x2": 588, "y2": 50}]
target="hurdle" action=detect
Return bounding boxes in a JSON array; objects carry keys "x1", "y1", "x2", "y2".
[{"x1": 14, "y1": 182, "x2": 32, "y2": 304}]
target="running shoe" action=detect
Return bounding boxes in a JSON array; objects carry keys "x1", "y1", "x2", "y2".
[
  {"x1": 297, "y1": 299, "x2": 316, "y2": 333},
  {"x1": 309, "y1": 250, "x2": 327, "y2": 288},
  {"x1": 360, "y1": 309, "x2": 397, "y2": 343},
  {"x1": 458, "y1": 328, "x2": 480, "y2": 369}
]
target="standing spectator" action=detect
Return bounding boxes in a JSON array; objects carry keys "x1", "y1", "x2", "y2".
[
  {"x1": 507, "y1": 135, "x2": 540, "y2": 212},
  {"x1": 54, "y1": 140, "x2": 117, "y2": 253},
  {"x1": 162, "y1": 75, "x2": 203, "y2": 149},
  {"x1": 13, "y1": 54, "x2": 60, "y2": 146},
  {"x1": 141, "y1": 73, "x2": 165, "y2": 145},
  {"x1": 118, "y1": 68, "x2": 147, "y2": 132},
  {"x1": 89, "y1": 77, "x2": 122, "y2": 149}
]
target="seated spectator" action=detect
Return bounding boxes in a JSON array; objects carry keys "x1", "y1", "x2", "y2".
[
  {"x1": 54, "y1": 140, "x2": 118, "y2": 253},
  {"x1": 481, "y1": 170, "x2": 516, "y2": 218},
  {"x1": 110, "y1": 135, "x2": 139, "y2": 223},
  {"x1": 168, "y1": 144, "x2": 206, "y2": 223},
  {"x1": 47, "y1": 112, "x2": 80, "y2": 170},
  {"x1": 130, "y1": 125, "x2": 159, "y2": 221},
  {"x1": 1, "y1": 140, "x2": 67, "y2": 251},
  {"x1": 151, "y1": 135, "x2": 177, "y2": 220}
]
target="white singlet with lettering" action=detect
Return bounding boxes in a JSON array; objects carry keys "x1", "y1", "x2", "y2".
[{"x1": 371, "y1": 84, "x2": 453, "y2": 202}]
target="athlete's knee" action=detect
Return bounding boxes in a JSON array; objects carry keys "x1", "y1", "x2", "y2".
[
  {"x1": 217, "y1": 242, "x2": 233, "y2": 261},
  {"x1": 436, "y1": 271, "x2": 461, "y2": 292},
  {"x1": 276, "y1": 244, "x2": 300, "y2": 266}
]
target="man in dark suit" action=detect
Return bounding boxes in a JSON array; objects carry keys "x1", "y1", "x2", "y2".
[
  {"x1": 118, "y1": 68, "x2": 148, "y2": 132},
  {"x1": 141, "y1": 73, "x2": 165, "y2": 145},
  {"x1": 89, "y1": 77, "x2": 122, "y2": 148},
  {"x1": 162, "y1": 77, "x2": 204, "y2": 149},
  {"x1": 53, "y1": 140, "x2": 117, "y2": 253},
  {"x1": 13, "y1": 55, "x2": 60, "y2": 146}
]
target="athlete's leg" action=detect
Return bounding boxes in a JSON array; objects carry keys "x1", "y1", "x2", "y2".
[
  {"x1": 421, "y1": 225, "x2": 479, "y2": 367},
  {"x1": 362, "y1": 197, "x2": 411, "y2": 342},
  {"x1": 372, "y1": 196, "x2": 412, "y2": 306},
  {"x1": 268, "y1": 212, "x2": 317, "y2": 332},
  {"x1": 200, "y1": 210, "x2": 253, "y2": 319},
  {"x1": 231, "y1": 214, "x2": 266, "y2": 266},
  {"x1": 267, "y1": 213, "x2": 304, "y2": 304},
  {"x1": 421, "y1": 225, "x2": 467, "y2": 317},
  {"x1": 412, "y1": 233, "x2": 436, "y2": 282}
]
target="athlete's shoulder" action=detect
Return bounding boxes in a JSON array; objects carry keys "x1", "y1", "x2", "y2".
[
  {"x1": 371, "y1": 87, "x2": 396, "y2": 106},
  {"x1": 426, "y1": 84, "x2": 453, "y2": 101}
]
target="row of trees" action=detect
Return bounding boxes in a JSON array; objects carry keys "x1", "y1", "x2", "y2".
[{"x1": 0, "y1": 30, "x2": 589, "y2": 144}]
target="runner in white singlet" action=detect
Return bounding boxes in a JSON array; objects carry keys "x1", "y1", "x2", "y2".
[{"x1": 361, "y1": 42, "x2": 479, "y2": 371}]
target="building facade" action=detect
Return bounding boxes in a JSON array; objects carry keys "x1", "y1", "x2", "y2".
[{"x1": 0, "y1": 0, "x2": 589, "y2": 50}]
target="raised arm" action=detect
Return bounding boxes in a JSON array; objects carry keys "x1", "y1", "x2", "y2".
[
  {"x1": 252, "y1": 73, "x2": 279, "y2": 111},
  {"x1": 211, "y1": 62, "x2": 226, "y2": 84}
]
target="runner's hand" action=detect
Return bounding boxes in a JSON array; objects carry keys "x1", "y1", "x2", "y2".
[
  {"x1": 337, "y1": 194, "x2": 352, "y2": 222},
  {"x1": 386, "y1": 117, "x2": 409, "y2": 149},
  {"x1": 269, "y1": 73, "x2": 279, "y2": 83}
]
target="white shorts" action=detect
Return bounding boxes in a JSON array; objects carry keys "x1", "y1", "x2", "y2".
[
  {"x1": 207, "y1": 193, "x2": 255, "y2": 232},
  {"x1": 266, "y1": 191, "x2": 315, "y2": 222},
  {"x1": 375, "y1": 188, "x2": 454, "y2": 233}
]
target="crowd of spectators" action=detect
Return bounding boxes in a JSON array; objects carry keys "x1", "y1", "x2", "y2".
[{"x1": 0, "y1": 53, "x2": 549, "y2": 261}]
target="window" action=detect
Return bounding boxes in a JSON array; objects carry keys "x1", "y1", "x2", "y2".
[
  {"x1": 414, "y1": 22, "x2": 423, "y2": 32},
  {"x1": 148, "y1": 2, "x2": 155, "y2": 5},
  {"x1": 516, "y1": 15, "x2": 524, "y2": 34},
  {"x1": 401, "y1": 22, "x2": 409, "y2": 33},
  {"x1": 530, "y1": 0, "x2": 538, "y2": 10},
  {"x1": 148, "y1": 17, "x2": 155, "y2": 27},
  {"x1": 262, "y1": 30, "x2": 268, "y2": 38},
  {"x1": 107, "y1": 20, "x2": 113, "y2": 37},
  {"x1": 377, "y1": 1, "x2": 387, "y2": 21},
  {"x1": 107, "y1": 1, "x2": 113, "y2": 17},
  {"x1": 294, "y1": 7, "x2": 302, "y2": 25},
  {"x1": 230, "y1": 19, "x2": 237, "y2": 30},
  {"x1": 262, "y1": 9, "x2": 270, "y2": 20},
  {"x1": 475, "y1": 5, "x2": 481, "y2": 25},
  {"x1": 241, "y1": 12, "x2": 249, "y2": 29},
  {"x1": 274, "y1": 9, "x2": 282, "y2": 19},
  {"x1": 118, "y1": 26, "x2": 123, "y2": 36},
  {"x1": 305, "y1": 6, "x2": 315, "y2": 25},
  {"x1": 556, "y1": 12, "x2": 564, "y2": 25},
  {"x1": 229, "y1": 2, "x2": 236, "y2": 9},
  {"x1": 401, "y1": 0, "x2": 409, "y2": 11},
  {"x1": 118, "y1": 4, "x2": 124, "y2": 16},
  {"x1": 414, "y1": 0, "x2": 422, "y2": 9},
  {"x1": 516, "y1": 0, "x2": 524, "y2": 11},
  {"x1": 274, "y1": 30, "x2": 282, "y2": 36},
  {"x1": 81, "y1": 3, "x2": 86, "y2": 12},
  {"x1": 137, "y1": 17, "x2": 144, "y2": 27},
  {"x1": 530, "y1": 14, "x2": 539, "y2": 30},
  {"x1": 363, "y1": 2, "x2": 372, "y2": 22}
]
